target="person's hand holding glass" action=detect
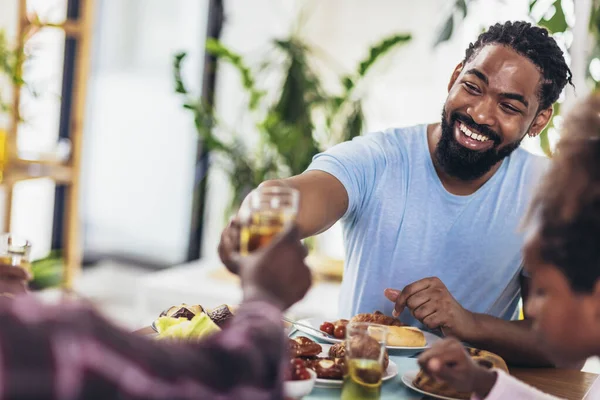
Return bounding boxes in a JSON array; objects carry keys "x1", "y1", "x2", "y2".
[{"x1": 0, "y1": 234, "x2": 32, "y2": 298}]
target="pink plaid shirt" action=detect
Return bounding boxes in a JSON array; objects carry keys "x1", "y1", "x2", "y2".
[{"x1": 0, "y1": 296, "x2": 286, "y2": 400}]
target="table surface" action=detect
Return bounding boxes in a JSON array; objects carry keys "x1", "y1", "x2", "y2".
[
  {"x1": 134, "y1": 327, "x2": 598, "y2": 400},
  {"x1": 293, "y1": 330, "x2": 598, "y2": 400}
]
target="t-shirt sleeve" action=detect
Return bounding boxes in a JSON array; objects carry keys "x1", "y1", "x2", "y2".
[{"x1": 306, "y1": 132, "x2": 390, "y2": 221}]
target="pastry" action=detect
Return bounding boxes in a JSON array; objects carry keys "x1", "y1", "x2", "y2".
[
  {"x1": 289, "y1": 337, "x2": 323, "y2": 358},
  {"x1": 207, "y1": 304, "x2": 236, "y2": 328},
  {"x1": 313, "y1": 358, "x2": 344, "y2": 380},
  {"x1": 160, "y1": 304, "x2": 204, "y2": 320},
  {"x1": 350, "y1": 311, "x2": 403, "y2": 327},
  {"x1": 335, "y1": 337, "x2": 389, "y2": 370},
  {"x1": 413, "y1": 347, "x2": 509, "y2": 399}
]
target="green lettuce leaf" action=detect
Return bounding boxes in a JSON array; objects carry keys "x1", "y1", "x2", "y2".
[{"x1": 155, "y1": 313, "x2": 221, "y2": 341}]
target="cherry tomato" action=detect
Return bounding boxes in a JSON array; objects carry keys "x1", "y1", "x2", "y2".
[
  {"x1": 320, "y1": 322, "x2": 334, "y2": 335},
  {"x1": 333, "y1": 325, "x2": 346, "y2": 339},
  {"x1": 294, "y1": 368, "x2": 311, "y2": 381}
]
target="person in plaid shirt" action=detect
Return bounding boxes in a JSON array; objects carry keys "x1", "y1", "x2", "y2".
[{"x1": 0, "y1": 225, "x2": 311, "y2": 400}]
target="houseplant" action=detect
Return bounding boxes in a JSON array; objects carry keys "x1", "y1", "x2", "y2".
[{"x1": 174, "y1": 32, "x2": 411, "y2": 213}]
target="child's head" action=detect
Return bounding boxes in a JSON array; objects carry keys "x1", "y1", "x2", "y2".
[{"x1": 523, "y1": 92, "x2": 600, "y2": 366}]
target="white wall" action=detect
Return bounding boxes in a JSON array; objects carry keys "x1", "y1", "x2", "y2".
[
  {"x1": 81, "y1": 0, "x2": 208, "y2": 265},
  {"x1": 201, "y1": 0, "x2": 533, "y2": 260}
]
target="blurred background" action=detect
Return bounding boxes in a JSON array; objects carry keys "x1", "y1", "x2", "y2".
[{"x1": 0, "y1": 0, "x2": 597, "y2": 368}]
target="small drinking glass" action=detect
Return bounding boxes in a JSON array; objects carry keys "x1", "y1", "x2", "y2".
[
  {"x1": 0, "y1": 233, "x2": 32, "y2": 275},
  {"x1": 239, "y1": 186, "x2": 299, "y2": 255},
  {"x1": 341, "y1": 322, "x2": 389, "y2": 400}
]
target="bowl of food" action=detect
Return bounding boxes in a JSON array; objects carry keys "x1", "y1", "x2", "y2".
[{"x1": 284, "y1": 358, "x2": 317, "y2": 399}]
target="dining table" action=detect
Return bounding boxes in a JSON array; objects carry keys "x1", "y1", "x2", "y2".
[{"x1": 134, "y1": 326, "x2": 598, "y2": 400}]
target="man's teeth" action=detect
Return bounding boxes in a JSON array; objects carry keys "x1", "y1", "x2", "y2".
[{"x1": 459, "y1": 123, "x2": 489, "y2": 142}]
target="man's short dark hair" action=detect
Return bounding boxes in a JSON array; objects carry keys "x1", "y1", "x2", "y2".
[{"x1": 463, "y1": 21, "x2": 573, "y2": 111}]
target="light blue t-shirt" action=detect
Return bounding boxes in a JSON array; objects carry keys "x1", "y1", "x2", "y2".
[{"x1": 307, "y1": 124, "x2": 548, "y2": 326}]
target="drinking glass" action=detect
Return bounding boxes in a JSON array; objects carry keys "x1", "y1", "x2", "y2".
[
  {"x1": 341, "y1": 322, "x2": 388, "y2": 400},
  {"x1": 239, "y1": 186, "x2": 299, "y2": 255},
  {"x1": 0, "y1": 233, "x2": 32, "y2": 275}
]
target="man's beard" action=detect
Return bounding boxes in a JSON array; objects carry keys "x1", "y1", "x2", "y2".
[{"x1": 435, "y1": 109, "x2": 524, "y2": 181}]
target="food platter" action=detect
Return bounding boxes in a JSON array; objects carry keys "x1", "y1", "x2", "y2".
[{"x1": 295, "y1": 317, "x2": 441, "y2": 350}]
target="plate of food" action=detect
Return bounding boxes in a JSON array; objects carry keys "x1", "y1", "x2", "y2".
[
  {"x1": 401, "y1": 347, "x2": 509, "y2": 400},
  {"x1": 295, "y1": 312, "x2": 439, "y2": 350},
  {"x1": 151, "y1": 303, "x2": 237, "y2": 340},
  {"x1": 289, "y1": 336, "x2": 398, "y2": 389}
]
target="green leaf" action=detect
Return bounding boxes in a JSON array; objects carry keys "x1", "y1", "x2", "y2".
[
  {"x1": 590, "y1": 0, "x2": 600, "y2": 34},
  {"x1": 356, "y1": 34, "x2": 411, "y2": 78},
  {"x1": 457, "y1": 0, "x2": 468, "y2": 17},
  {"x1": 173, "y1": 52, "x2": 188, "y2": 94},
  {"x1": 538, "y1": 1, "x2": 568, "y2": 33},
  {"x1": 342, "y1": 76, "x2": 354, "y2": 91},
  {"x1": 435, "y1": 16, "x2": 454, "y2": 47},
  {"x1": 205, "y1": 38, "x2": 265, "y2": 110},
  {"x1": 529, "y1": 0, "x2": 539, "y2": 13},
  {"x1": 343, "y1": 102, "x2": 364, "y2": 141}
]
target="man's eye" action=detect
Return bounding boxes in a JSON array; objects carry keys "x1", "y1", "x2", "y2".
[
  {"x1": 463, "y1": 82, "x2": 479, "y2": 93},
  {"x1": 501, "y1": 103, "x2": 521, "y2": 114}
]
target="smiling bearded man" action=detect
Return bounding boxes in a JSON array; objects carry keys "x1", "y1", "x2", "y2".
[{"x1": 218, "y1": 21, "x2": 574, "y2": 367}]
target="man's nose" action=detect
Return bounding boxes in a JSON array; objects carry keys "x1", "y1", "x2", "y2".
[{"x1": 467, "y1": 98, "x2": 496, "y2": 127}]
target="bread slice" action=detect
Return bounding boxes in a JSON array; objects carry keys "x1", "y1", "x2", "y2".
[{"x1": 386, "y1": 326, "x2": 426, "y2": 347}]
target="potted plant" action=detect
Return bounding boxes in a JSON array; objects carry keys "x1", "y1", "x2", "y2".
[{"x1": 174, "y1": 32, "x2": 411, "y2": 214}]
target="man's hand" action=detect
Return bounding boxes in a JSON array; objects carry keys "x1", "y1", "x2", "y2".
[
  {"x1": 0, "y1": 264, "x2": 31, "y2": 297},
  {"x1": 384, "y1": 277, "x2": 476, "y2": 337},
  {"x1": 235, "y1": 224, "x2": 311, "y2": 311},
  {"x1": 418, "y1": 338, "x2": 497, "y2": 398},
  {"x1": 218, "y1": 217, "x2": 242, "y2": 274}
]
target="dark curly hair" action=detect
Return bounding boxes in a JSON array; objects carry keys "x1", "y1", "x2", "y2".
[
  {"x1": 525, "y1": 93, "x2": 600, "y2": 293},
  {"x1": 463, "y1": 21, "x2": 573, "y2": 111}
]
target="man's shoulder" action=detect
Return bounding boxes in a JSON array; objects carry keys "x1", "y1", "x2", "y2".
[
  {"x1": 375, "y1": 124, "x2": 428, "y2": 141},
  {"x1": 362, "y1": 124, "x2": 428, "y2": 152},
  {"x1": 509, "y1": 147, "x2": 550, "y2": 176}
]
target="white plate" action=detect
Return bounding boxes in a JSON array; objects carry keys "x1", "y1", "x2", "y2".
[
  {"x1": 295, "y1": 318, "x2": 441, "y2": 350},
  {"x1": 313, "y1": 344, "x2": 398, "y2": 388},
  {"x1": 401, "y1": 370, "x2": 463, "y2": 400}
]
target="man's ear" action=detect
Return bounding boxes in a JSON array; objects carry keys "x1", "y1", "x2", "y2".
[
  {"x1": 448, "y1": 63, "x2": 464, "y2": 92},
  {"x1": 528, "y1": 107, "x2": 554, "y2": 138}
]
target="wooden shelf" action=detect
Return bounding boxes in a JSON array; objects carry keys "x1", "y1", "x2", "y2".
[
  {"x1": 4, "y1": 0, "x2": 95, "y2": 290},
  {"x1": 1, "y1": 161, "x2": 73, "y2": 186}
]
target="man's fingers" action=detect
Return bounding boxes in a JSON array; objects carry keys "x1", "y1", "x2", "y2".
[
  {"x1": 406, "y1": 291, "x2": 432, "y2": 311},
  {"x1": 422, "y1": 312, "x2": 444, "y2": 330},
  {"x1": 427, "y1": 357, "x2": 442, "y2": 373},
  {"x1": 0, "y1": 265, "x2": 31, "y2": 281},
  {"x1": 393, "y1": 279, "x2": 432, "y2": 317},
  {"x1": 384, "y1": 288, "x2": 400, "y2": 302},
  {"x1": 418, "y1": 340, "x2": 453, "y2": 369},
  {"x1": 274, "y1": 224, "x2": 300, "y2": 244},
  {"x1": 412, "y1": 300, "x2": 436, "y2": 322}
]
